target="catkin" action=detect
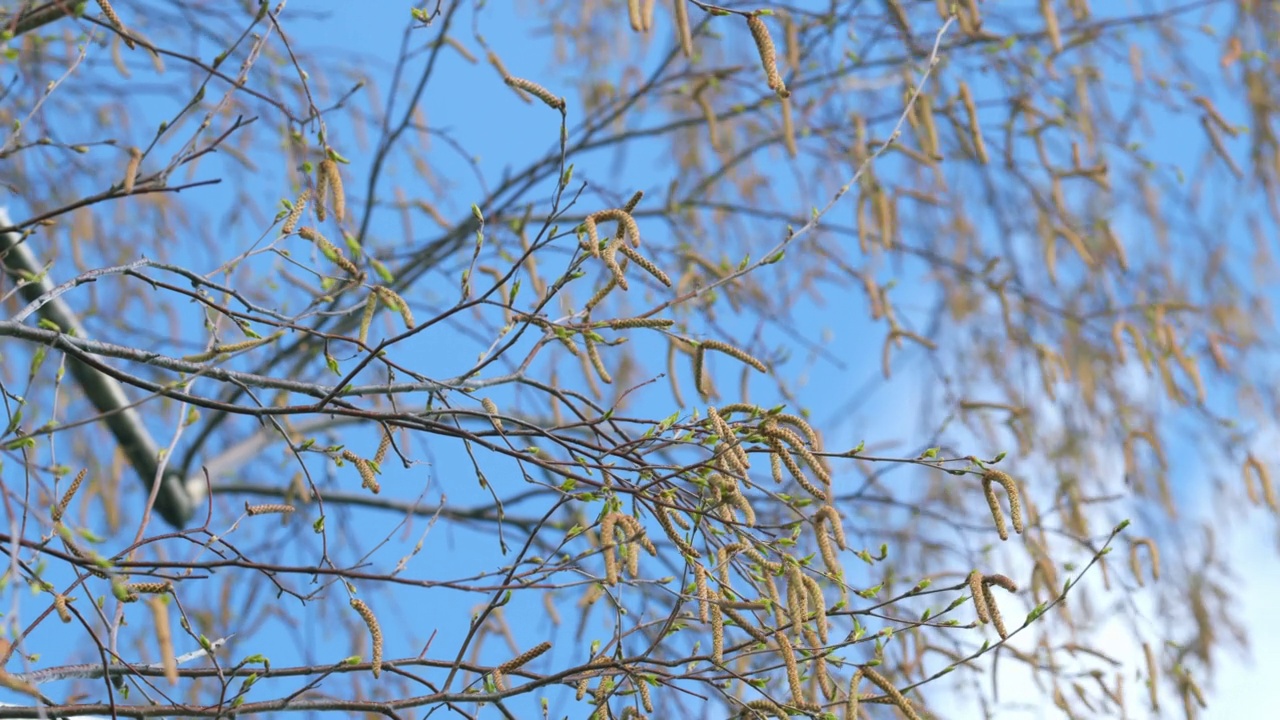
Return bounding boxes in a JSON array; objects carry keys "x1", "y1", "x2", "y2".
[
  {"x1": 481, "y1": 397, "x2": 504, "y2": 434},
  {"x1": 298, "y1": 227, "x2": 361, "y2": 277},
  {"x1": 672, "y1": 0, "x2": 693, "y2": 57},
  {"x1": 586, "y1": 332, "x2": 613, "y2": 385},
  {"x1": 861, "y1": 667, "x2": 921, "y2": 720},
  {"x1": 351, "y1": 598, "x2": 383, "y2": 678},
  {"x1": 627, "y1": 0, "x2": 643, "y2": 31},
  {"x1": 957, "y1": 81, "x2": 988, "y2": 164},
  {"x1": 607, "y1": 317, "x2": 675, "y2": 330},
  {"x1": 54, "y1": 594, "x2": 72, "y2": 623},
  {"x1": 815, "y1": 506, "x2": 847, "y2": 549},
  {"x1": 504, "y1": 76, "x2": 565, "y2": 110},
  {"x1": 710, "y1": 594, "x2": 725, "y2": 664},
  {"x1": 968, "y1": 570, "x2": 990, "y2": 623},
  {"x1": 123, "y1": 147, "x2": 142, "y2": 193},
  {"x1": 246, "y1": 503, "x2": 295, "y2": 516},
  {"x1": 374, "y1": 286, "x2": 415, "y2": 328},
  {"x1": 781, "y1": 96, "x2": 798, "y2": 157},
  {"x1": 127, "y1": 581, "x2": 172, "y2": 595},
  {"x1": 52, "y1": 469, "x2": 88, "y2": 523},
  {"x1": 700, "y1": 339, "x2": 768, "y2": 372},
  {"x1": 617, "y1": 243, "x2": 671, "y2": 286},
  {"x1": 600, "y1": 513, "x2": 621, "y2": 585},
  {"x1": 149, "y1": 596, "x2": 177, "y2": 685},
  {"x1": 693, "y1": 562, "x2": 710, "y2": 622},
  {"x1": 358, "y1": 291, "x2": 379, "y2": 344},
  {"x1": 601, "y1": 242, "x2": 630, "y2": 291},
  {"x1": 1144, "y1": 642, "x2": 1159, "y2": 710},
  {"x1": 775, "y1": 630, "x2": 805, "y2": 704},
  {"x1": 591, "y1": 208, "x2": 642, "y2": 247},
  {"x1": 747, "y1": 14, "x2": 789, "y2": 98},
  {"x1": 96, "y1": 0, "x2": 134, "y2": 48},
  {"x1": 498, "y1": 641, "x2": 551, "y2": 672},
  {"x1": 1129, "y1": 537, "x2": 1160, "y2": 586},
  {"x1": 981, "y1": 469, "x2": 1023, "y2": 540},
  {"x1": 282, "y1": 189, "x2": 310, "y2": 234},
  {"x1": 318, "y1": 159, "x2": 346, "y2": 222},
  {"x1": 342, "y1": 450, "x2": 381, "y2": 494},
  {"x1": 845, "y1": 670, "x2": 863, "y2": 719},
  {"x1": 1040, "y1": 0, "x2": 1063, "y2": 53},
  {"x1": 982, "y1": 583, "x2": 1008, "y2": 639},
  {"x1": 693, "y1": 343, "x2": 708, "y2": 398},
  {"x1": 1243, "y1": 454, "x2": 1276, "y2": 509}
]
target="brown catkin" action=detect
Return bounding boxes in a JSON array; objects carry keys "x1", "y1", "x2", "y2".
[
  {"x1": 982, "y1": 469, "x2": 1023, "y2": 540},
  {"x1": 984, "y1": 573, "x2": 1018, "y2": 593},
  {"x1": 700, "y1": 339, "x2": 768, "y2": 373},
  {"x1": 358, "y1": 291, "x2": 379, "y2": 344},
  {"x1": 318, "y1": 159, "x2": 346, "y2": 223},
  {"x1": 373, "y1": 286, "x2": 415, "y2": 328},
  {"x1": 1144, "y1": 642, "x2": 1159, "y2": 710},
  {"x1": 481, "y1": 397, "x2": 504, "y2": 433},
  {"x1": 781, "y1": 95, "x2": 798, "y2": 158},
  {"x1": 784, "y1": 14, "x2": 800, "y2": 73},
  {"x1": 693, "y1": 562, "x2": 710, "y2": 622},
  {"x1": 672, "y1": 0, "x2": 693, "y2": 57},
  {"x1": 617, "y1": 243, "x2": 671, "y2": 286},
  {"x1": 982, "y1": 583, "x2": 1008, "y2": 639},
  {"x1": 627, "y1": 0, "x2": 643, "y2": 31},
  {"x1": 127, "y1": 581, "x2": 172, "y2": 595},
  {"x1": 374, "y1": 429, "x2": 391, "y2": 464},
  {"x1": 747, "y1": 14, "x2": 789, "y2": 98},
  {"x1": 814, "y1": 517, "x2": 840, "y2": 576},
  {"x1": 1243, "y1": 455, "x2": 1277, "y2": 509},
  {"x1": 505, "y1": 76, "x2": 565, "y2": 110},
  {"x1": 298, "y1": 227, "x2": 361, "y2": 277},
  {"x1": 710, "y1": 595, "x2": 725, "y2": 664},
  {"x1": 498, "y1": 641, "x2": 551, "y2": 672},
  {"x1": 775, "y1": 630, "x2": 805, "y2": 704},
  {"x1": 601, "y1": 242, "x2": 630, "y2": 291},
  {"x1": 637, "y1": 674, "x2": 653, "y2": 712},
  {"x1": 581, "y1": 216, "x2": 603, "y2": 258},
  {"x1": 846, "y1": 670, "x2": 863, "y2": 719},
  {"x1": 96, "y1": 0, "x2": 133, "y2": 48},
  {"x1": 802, "y1": 574, "x2": 829, "y2": 643},
  {"x1": 123, "y1": 147, "x2": 142, "y2": 193},
  {"x1": 600, "y1": 512, "x2": 620, "y2": 585},
  {"x1": 586, "y1": 332, "x2": 613, "y2": 385},
  {"x1": 314, "y1": 162, "x2": 330, "y2": 221},
  {"x1": 282, "y1": 189, "x2": 310, "y2": 234},
  {"x1": 768, "y1": 437, "x2": 828, "y2": 501},
  {"x1": 350, "y1": 598, "x2": 383, "y2": 678},
  {"x1": 957, "y1": 81, "x2": 988, "y2": 164},
  {"x1": 342, "y1": 450, "x2": 380, "y2": 494},
  {"x1": 968, "y1": 570, "x2": 990, "y2": 624},
  {"x1": 1129, "y1": 537, "x2": 1161, "y2": 586},
  {"x1": 1040, "y1": 0, "x2": 1063, "y2": 53},
  {"x1": 607, "y1": 317, "x2": 675, "y2": 330},
  {"x1": 693, "y1": 343, "x2": 708, "y2": 398},
  {"x1": 694, "y1": 86, "x2": 721, "y2": 150},
  {"x1": 149, "y1": 596, "x2": 178, "y2": 685},
  {"x1": 861, "y1": 667, "x2": 921, "y2": 720},
  {"x1": 52, "y1": 468, "x2": 88, "y2": 523},
  {"x1": 655, "y1": 507, "x2": 699, "y2": 557},
  {"x1": 54, "y1": 594, "x2": 72, "y2": 623},
  {"x1": 762, "y1": 424, "x2": 830, "y2": 484},
  {"x1": 245, "y1": 503, "x2": 296, "y2": 516},
  {"x1": 591, "y1": 208, "x2": 642, "y2": 247}
]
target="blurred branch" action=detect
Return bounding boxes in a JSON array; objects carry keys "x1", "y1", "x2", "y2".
[
  {"x1": 0, "y1": 1, "x2": 86, "y2": 40},
  {"x1": 0, "y1": 208, "x2": 198, "y2": 527}
]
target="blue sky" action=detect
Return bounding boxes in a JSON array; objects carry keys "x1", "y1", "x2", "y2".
[{"x1": 2, "y1": 2, "x2": 1278, "y2": 718}]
